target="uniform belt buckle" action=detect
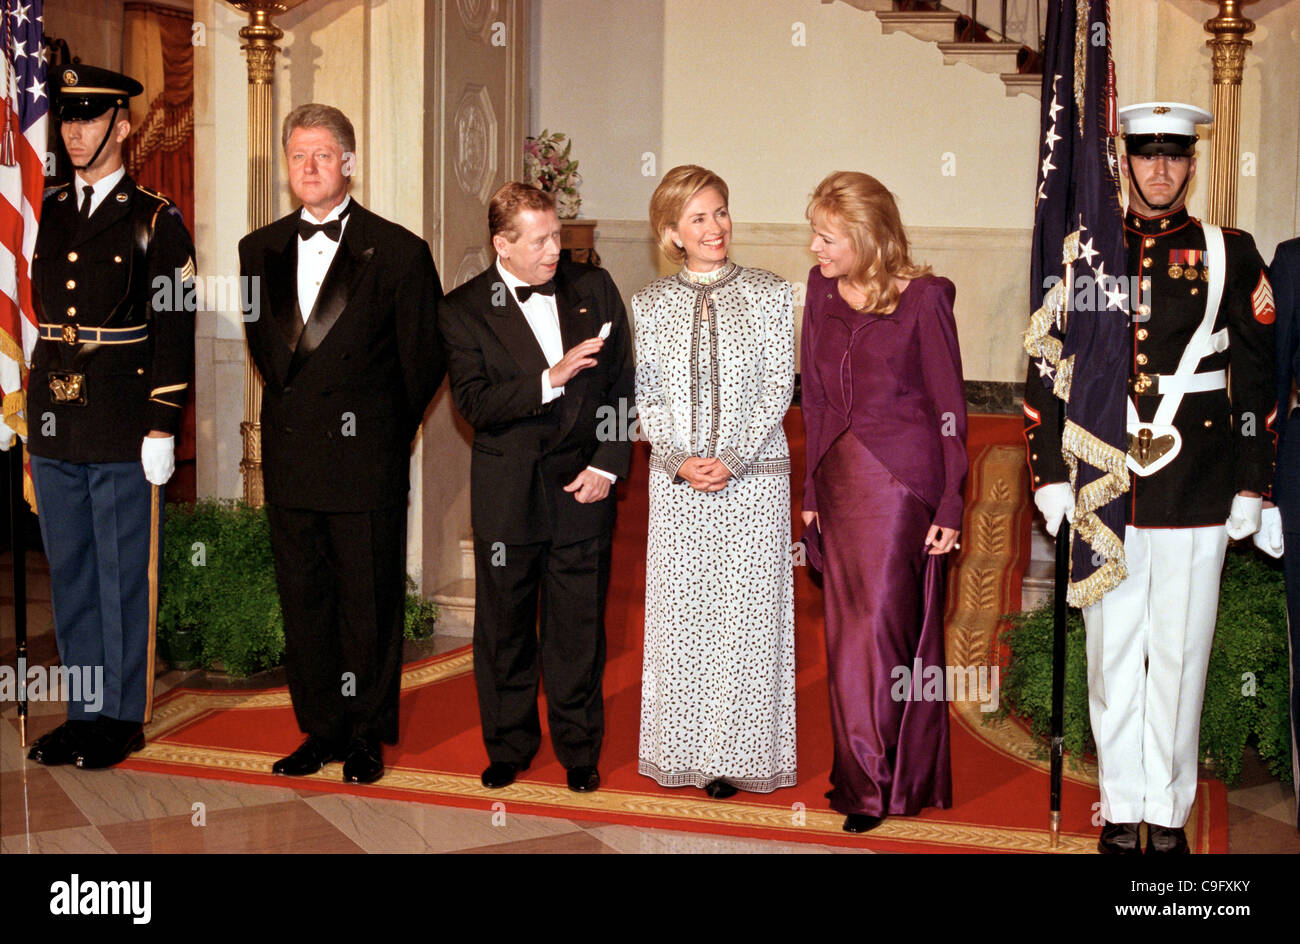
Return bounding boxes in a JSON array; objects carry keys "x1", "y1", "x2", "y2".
[
  {"x1": 1125, "y1": 422, "x2": 1180, "y2": 477},
  {"x1": 48, "y1": 370, "x2": 87, "y2": 406},
  {"x1": 61, "y1": 324, "x2": 79, "y2": 345}
]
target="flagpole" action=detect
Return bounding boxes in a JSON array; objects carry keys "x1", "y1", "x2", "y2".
[
  {"x1": 1048, "y1": 258, "x2": 1073, "y2": 849},
  {"x1": 8, "y1": 448, "x2": 27, "y2": 746}
]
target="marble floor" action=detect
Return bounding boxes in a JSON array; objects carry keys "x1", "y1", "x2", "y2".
[{"x1": 3, "y1": 550, "x2": 1297, "y2": 855}]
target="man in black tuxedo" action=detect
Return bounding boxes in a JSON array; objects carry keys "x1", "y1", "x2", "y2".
[
  {"x1": 440, "y1": 182, "x2": 634, "y2": 793},
  {"x1": 239, "y1": 104, "x2": 444, "y2": 784},
  {"x1": 1271, "y1": 236, "x2": 1299, "y2": 826}
]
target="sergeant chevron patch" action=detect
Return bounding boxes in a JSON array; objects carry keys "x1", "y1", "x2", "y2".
[{"x1": 1251, "y1": 273, "x2": 1275, "y2": 324}]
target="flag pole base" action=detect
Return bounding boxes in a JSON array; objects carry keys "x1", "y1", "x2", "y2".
[{"x1": 1049, "y1": 810, "x2": 1061, "y2": 848}]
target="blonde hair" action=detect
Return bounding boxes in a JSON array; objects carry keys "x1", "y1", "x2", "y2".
[
  {"x1": 649, "y1": 165, "x2": 730, "y2": 265},
  {"x1": 807, "y1": 171, "x2": 930, "y2": 314}
]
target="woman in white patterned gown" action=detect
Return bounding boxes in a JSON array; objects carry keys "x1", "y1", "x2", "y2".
[{"x1": 632, "y1": 165, "x2": 796, "y2": 798}]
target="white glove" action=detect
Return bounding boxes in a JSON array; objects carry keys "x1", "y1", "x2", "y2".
[
  {"x1": 1251, "y1": 505, "x2": 1284, "y2": 558},
  {"x1": 141, "y1": 435, "x2": 176, "y2": 486},
  {"x1": 1225, "y1": 494, "x2": 1262, "y2": 541},
  {"x1": 1033, "y1": 482, "x2": 1075, "y2": 538},
  {"x1": 0, "y1": 425, "x2": 12, "y2": 452}
]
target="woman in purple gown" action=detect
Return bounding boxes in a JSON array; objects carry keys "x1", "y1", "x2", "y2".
[{"x1": 800, "y1": 171, "x2": 967, "y2": 834}]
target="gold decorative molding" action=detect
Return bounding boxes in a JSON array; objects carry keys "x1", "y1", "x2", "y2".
[
  {"x1": 1202, "y1": 1, "x2": 1259, "y2": 227},
  {"x1": 225, "y1": 2, "x2": 311, "y2": 505}
]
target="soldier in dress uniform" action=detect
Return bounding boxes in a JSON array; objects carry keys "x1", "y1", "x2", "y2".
[
  {"x1": 21, "y1": 65, "x2": 195, "y2": 769},
  {"x1": 1024, "y1": 102, "x2": 1280, "y2": 854}
]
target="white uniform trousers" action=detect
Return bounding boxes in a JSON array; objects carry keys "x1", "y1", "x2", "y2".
[{"x1": 1082, "y1": 524, "x2": 1228, "y2": 828}]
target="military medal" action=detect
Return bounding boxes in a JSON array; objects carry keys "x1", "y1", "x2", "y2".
[
  {"x1": 1168, "y1": 263, "x2": 1183, "y2": 279},
  {"x1": 1185, "y1": 266, "x2": 1198, "y2": 281}
]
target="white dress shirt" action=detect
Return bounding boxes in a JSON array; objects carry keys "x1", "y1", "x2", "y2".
[
  {"x1": 494, "y1": 258, "x2": 616, "y2": 482},
  {"x1": 74, "y1": 166, "x2": 126, "y2": 217},
  {"x1": 495, "y1": 258, "x2": 566, "y2": 403},
  {"x1": 297, "y1": 196, "x2": 352, "y2": 320}
]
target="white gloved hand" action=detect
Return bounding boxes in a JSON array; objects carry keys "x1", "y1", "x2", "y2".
[
  {"x1": 1033, "y1": 482, "x2": 1075, "y2": 538},
  {"x1": 1251, "y1": 505, "x2": 1284, "y2": 558},
  {"x1": 141, "y1": 435, "x2": 176, "y2": 486},
  {"x1": 1225, "y1": 494, "x2": 1263, "y2": 541},
  {"x1": 0, "y1": 424, "x2": 12, "y2": 452}
]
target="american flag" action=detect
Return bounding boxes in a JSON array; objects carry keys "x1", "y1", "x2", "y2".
[
  {"x1": 1023, "y1": 0, "x2": 1129, "y2": 607},
  {"x1": 1, "y1": 0, "x2": 45, "y2": 447}
]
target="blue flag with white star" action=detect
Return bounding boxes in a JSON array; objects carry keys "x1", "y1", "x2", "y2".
[{"x1": 1023, "y1": 0, "x2": 1129, "y2": 606}]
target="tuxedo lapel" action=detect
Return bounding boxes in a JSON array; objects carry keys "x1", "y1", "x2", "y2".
[
  {"x1": 556, "y1": 274, "x2": 586, "y2": 355},
  {"x1": 481, "y1": 270, "x2": 551, "y2": 375},
  {"x1": 552, "y1": 271, "x2": 594, "y2": 440},
  {"x1": 264, "y1": 225, "x2": 301, "y2": 364},
  {"x1": 288, "y1": 205, "x2": 375, "y2": 382}
]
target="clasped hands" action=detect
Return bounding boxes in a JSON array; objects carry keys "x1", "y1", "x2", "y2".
[{"x1": 679, "y1": 457, "x2": 731, "y2": 492}]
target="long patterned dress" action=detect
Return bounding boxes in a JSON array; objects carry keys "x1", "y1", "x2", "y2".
[{"x1": 632, "y1": 261, "x2": 796, "y2": 792}]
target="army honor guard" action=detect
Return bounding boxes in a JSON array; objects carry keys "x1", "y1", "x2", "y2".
[
  {"x1": 1028, "y1": 102, "x2": 1280, "y2": 854},
  {"x1": 22, "y1": 66, "x2": 195, "y2": 769}
]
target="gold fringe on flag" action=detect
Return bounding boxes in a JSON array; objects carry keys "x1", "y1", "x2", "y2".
[{"x1": 1022, "y1": 227, "x2": 1129, "y2": 609}]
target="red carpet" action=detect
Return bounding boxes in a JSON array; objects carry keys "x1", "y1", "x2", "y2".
[{"x1": 124, "y1": 411, "x2": 1227, "y2": 853}]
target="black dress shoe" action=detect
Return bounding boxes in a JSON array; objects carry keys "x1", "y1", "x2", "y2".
[
  {"x1": 74, "y1": 718, "x2": 144, "y2": 770},
  {"x1": 481, "y1": 761, "x2": 528, "y2": 789},
  {"x1": 566, "y1": 765, "x2": 600, "y2": 793},
  {"x1": 271, "y1": 735, "x2": 341, "y2": 777},
  {"x1": 27, "y1": 720, "x2": 93, "y2": 766},
  {"x1": 1146, "y1": 824, "x2": 1190, "y2": 855},
  {"x1": 704, "y1": 778, "x2": 738, "y2": 799},
  {"x1": 1097, "y1": 820, "x2": 1142, "y2": 855},
  {"x1": 342, "y1": 738, "x2": 384, "y2": 785},
  {"x1": 843, "y1": 814, "x2": 885, "y2": 834}
]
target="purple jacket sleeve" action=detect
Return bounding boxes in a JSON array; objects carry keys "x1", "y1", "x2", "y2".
[
  {"x1": 920, "y1": 278, "x2": 968, "y2": 531},
  {"x1": 799, "y1": 287, "x2": 826, "y2": 514}
]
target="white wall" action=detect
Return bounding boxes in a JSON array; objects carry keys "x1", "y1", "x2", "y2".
[{"x1": 531, "y1": 0, "x2": 665, "y2": 222}]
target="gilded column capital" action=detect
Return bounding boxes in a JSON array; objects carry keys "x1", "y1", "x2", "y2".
[{"x1": 1202, "y1": 0, "x2": 1258, "y2": 85}]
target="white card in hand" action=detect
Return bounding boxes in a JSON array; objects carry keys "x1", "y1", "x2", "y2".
[{"x1": 598, "y1": 322, "x2": 612, "y2": 340}]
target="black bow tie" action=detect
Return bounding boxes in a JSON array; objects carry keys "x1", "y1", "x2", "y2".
[
  {"x1": 515, "y1": 281, "x2": 556, "y2": 303},
  {"x1": 299, "y1": 217, "x2": 344, "y2": 242}
]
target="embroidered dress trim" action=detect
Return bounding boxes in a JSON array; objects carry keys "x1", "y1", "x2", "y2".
[
  {"x1": 649, "y1": 452, "x2": 789, "y2": 477},
  {"x1": 680, "y1": 262, "x2": 738, "y2": 463},
  {"x1": 638, "y1": 759, "x2": 798, "y2": 794}
]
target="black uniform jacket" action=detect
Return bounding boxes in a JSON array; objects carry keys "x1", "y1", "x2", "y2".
[
  {"x1": 239, "y1": 202, "x2": 445, "y2": 512},
  {"x1": 1025, "y1": 207, "x2": 1277, "y2": 527},
  {"x1": 28, "y1": 175, "x2": 195, "y2": 463},
  {"x1": 439, "y1": 260, "x2": 635, "y2": 547}
]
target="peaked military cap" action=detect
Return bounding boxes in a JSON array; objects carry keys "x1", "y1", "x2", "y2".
[
  {"x1": 55, "y1": 64, "x2": 143, "y2": 122},
  {"x1": 1119, "y1": 102, "x2": 1213, "y2": 157}
]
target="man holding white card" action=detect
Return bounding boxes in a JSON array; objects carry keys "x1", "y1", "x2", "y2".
[{"x1": 440, "y1": 182, "x2": 635, "y2": 793}]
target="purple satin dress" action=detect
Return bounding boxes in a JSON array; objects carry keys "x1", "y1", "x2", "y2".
[{"x1": 801, "y1": 269, "x2": 966, "y2": 817}]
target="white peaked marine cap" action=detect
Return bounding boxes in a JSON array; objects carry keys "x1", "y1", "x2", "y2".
[{"x1": 1118, "y1": 102, "x2": 1214, "y2": 137}]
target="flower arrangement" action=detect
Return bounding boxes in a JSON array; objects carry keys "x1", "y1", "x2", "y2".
[{"x1": 524, "y1": 129, "x2": 582, "y2": 218}]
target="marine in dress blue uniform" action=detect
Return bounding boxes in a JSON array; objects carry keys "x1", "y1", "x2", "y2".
[
  {"x1": 1025, "y1": 103, "x2": 1278, "y2": 853},
  {"x1": 24, "y1": 65, "x2": 195, "y2": 769}
]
